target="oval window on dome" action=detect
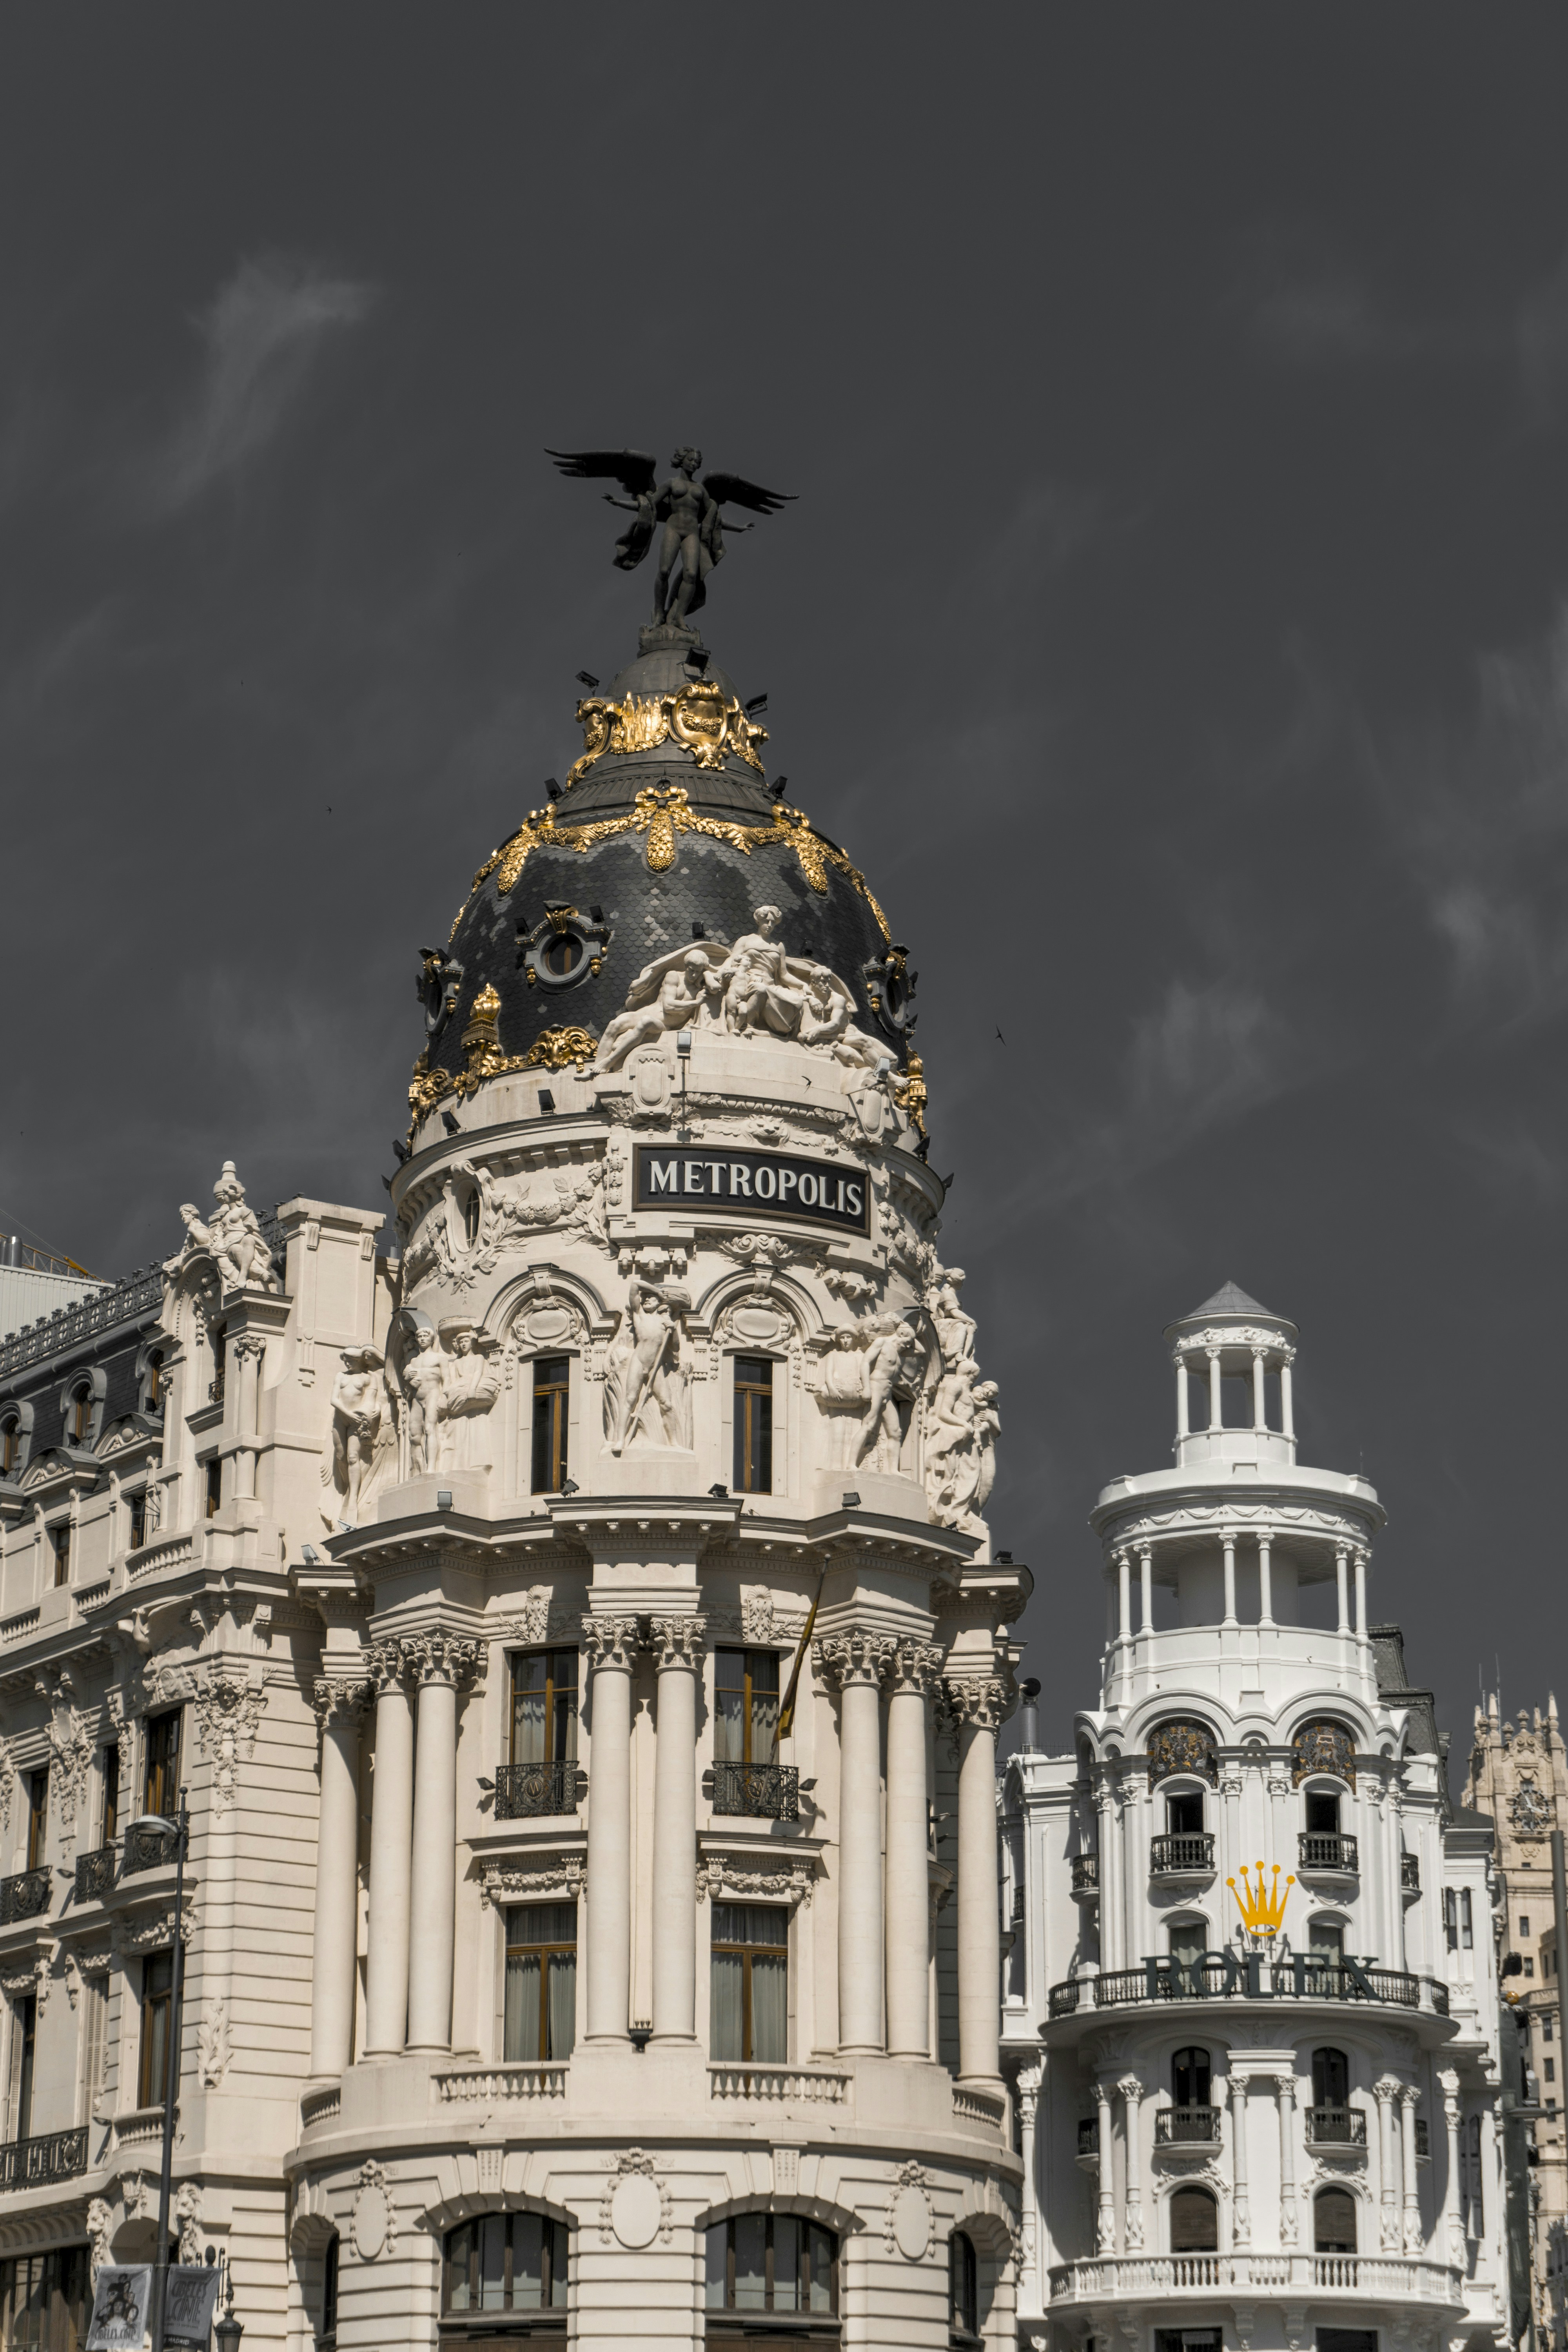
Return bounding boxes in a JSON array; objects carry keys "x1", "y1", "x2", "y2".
[{"x1": 519, "y1": 904, "x2": 612, "y2": 993}]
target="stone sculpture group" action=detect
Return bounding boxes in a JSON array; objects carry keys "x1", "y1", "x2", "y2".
[
  {"x1": 595, "y1": 907, "x2": 889, "y2": 1074},
  {"x1": 319, "y1": 1322, "x2": 501, "y2": 1530}
]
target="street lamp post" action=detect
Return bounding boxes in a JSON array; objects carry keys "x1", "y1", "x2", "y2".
[{"x1": 125, "y1": 1791, "x2": 189, "y2": 2352}]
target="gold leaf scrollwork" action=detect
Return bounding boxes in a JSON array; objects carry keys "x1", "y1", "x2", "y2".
[
  {"x1": 406, "y1": 1000, "x2": 600, "y2": 1147},
  {"x1": 891, "y1": 1052, "x2": 929, "y2": 1148},
  {"x1": 565, "y1": 682, "x2": 766, "y2": 792},
  {"x1": 522, "y1": 1027, "x2": 599, "y2": 1072}
]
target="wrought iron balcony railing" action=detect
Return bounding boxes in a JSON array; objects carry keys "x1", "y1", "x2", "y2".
[
  {"x1": 494, "y1": 1760, "x2": 579, "y2": 1820},
  {"x1": 1151, "y1": 1832, "x2": 1215, "y2": 1876},
  {"x1": 711, "y1": 1762, "x2": 800, "y2": 1822},
  {"x1": 1047, "y1": 1955, "x2": 1445, "y2": 2020},
  {"x1": 122, "y1": 1820, "x2": 179, "y2": 1877},
  {"x1": 0, "y1": 2128, "x2": 88, "y2": 2190},
  {"x1": 0, "y1": 1870, "x2": 50, "y2": 1927},
  {"x1": 1299, "y1": 1831, "x2": 1359, "y2": 1873},
  {"x1": 1305, "y1": 2106, "x2": 1368, "y2": 2148},
  {"x1": 1401, "y1": 1852, "x2": 1420, "y2": 1893},
  {"x1": 74, "y1": 1845, "x2": 116, "y2": 1904},
  {"x1": 1156, "y1": 2106, "x2": 1223, "y2": 2146},
  {"x1": 1071, "y1": 1853, "x2": 1100, "y2": 1898}
]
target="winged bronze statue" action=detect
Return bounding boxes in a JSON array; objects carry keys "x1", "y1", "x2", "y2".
[{"x1": 548, "y1": 445, "x2": 793, "y2": 630}]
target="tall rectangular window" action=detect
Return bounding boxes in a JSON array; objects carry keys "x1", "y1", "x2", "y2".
[
  {"x1": 145, "y1": 1710, "x2": 181, "y2": 1818},
  {"x1": 710, "y1": 1904, "x2": 787, "y2": 2063},
  {"x1": 50, "y1": 1524, "x2": 70, "y2": 1588},
  {"x1": 80, "y1": 1974, "x2": 107, "y2": 2124},
  {"x1": 139, "y1": 1950, "x2": 172, "y2": 2107},
  {"x1": 11, "y1": 1996, "x2": 36, "y2": 2141},
  {"x1": 1445, "y1": 1890, "x2": 1458, "y2": 1951},
  {"x1": 102, "y1": 1745, "x2": 120, "y2": 1848},
  {"x1": 530, "y1": 1357, "x2": 570, "y2": 1494},
  {"x1": 1461, "y1": 1889, "x2": 1474, "y2": 1949},
  {"x1": 504, "y1": 1902, "x2": 577, "y2": 2062},
  {"x1": 510, "y1": 1651, "x2": 578, "y2": 1767},
  {"x1": 733, "y1": 1357, "x2": 773, "y2": 1494},
  {"x1": 714, "y1": 1650, "x2": 779, "y2": 1766},
  {"x1": 205, "y1": 1460, "x2": 221, "y2": 1519},
  {"x1": 128, "y1": 1490, "x2": 146, "y2": 1550},
  {"x1": 0, "y1": 2249, "x2": 87, "y2": 2346},
  {"x1": 25, "y1": 1770, "x2": 47, "y2": 1872}
]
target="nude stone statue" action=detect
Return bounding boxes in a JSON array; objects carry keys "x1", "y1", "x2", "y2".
[
  {"x1": 401, "y1": 1326, "x2": 447, "y2": 1477},
  {"x1": 855, "y1": 1314, "x2": 926, "y2": 1471},
  {"x1": 320, "y1": 1347, "x2": 390, "y2": 1530},
  {"x1": 718, "y1": 906, "x2": 811, "y2": 1039},
  {"x1": 595, "y1": 947, "x2": 724, "y2": 1071}
]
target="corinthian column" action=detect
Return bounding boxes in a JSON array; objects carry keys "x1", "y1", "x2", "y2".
[
  {"x1": 1119, "y1": 2074, "x2": 1145, "y2": 2249},
  {"x1": 946, "y1": 1673, "x2": 1013, "y2": 2086},
  {"x1": 583, "y1": 1616, "x2": 641, "y2": 2045},
  {"x1": 1275, "y1": 2069, "x2": 1299, "y2": 2245},
  {"x1": 1095, "y1": 2075, "x2": 1116, "y2": 2253},
  {"x1": 1439, "y1": 2067, "x2": 1463, "y2": 2261},
  {"x1": 232, "y1": 1334, "x2": 265, "y2": 1501},
  {"x1": 1228, "y1": 2067, "x2": 1251, "y2": 2245},
  {"x1": 363, "y1": 1642, "x2": 414, "y2": 2057},
  {"x1": 649, "y1": 1615, "x2": 705, "y2": 2045},
  {"x1": 1399, "y1": 2083, "x2": 1422, "y2": 2252},
  {"x1": 310, "y1": 1675, "x2": 370, "y2": 2077},
  {"x1": 405, "y1": 1634, "x2": 483, "y2": 2053},
  {"x1": 886, "y1": 1640, "x2": 941, "y2": 2058},
  {"x1": 817, "y1": 1631, "x2": 894, "y2": 2056},
  {"x1": 1374, "y1": 2076, "x2": 1400, "y2": 2249}
]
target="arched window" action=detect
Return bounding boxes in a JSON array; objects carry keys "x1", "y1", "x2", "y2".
[
  {"x1": 704, "y1": 2216, "x2": 836, "y2": 2318},
  {"x1": 443, "y1": 2213, "x2": 568, "y2": 2316},
  {"x1": 69, "y1": 1385, "x2": 91, "y2": 1444},
  {"x1": 1172, "y1": 2047, "x2": 1212, "y2": 2106},
  {"x1": 143, "y1": 1352, "x2": 165, "y2": 1415},
  {"x1": 1312, "y1": 2047, "x2": 1350, "y2": 2107},
  {"x1": 1170, "y1": 2186, "x2": 1218, "y2": 2253},
  {"x1": 1, "y1": 1416, "x2": 20, "y2": 1477},
  {"x1": 1314, "y1": 2187, "x2": 1357, "y2": 2253},
  {"x1": 320, "y1": 2231, "x2": 339, "y2": 2345},
  {"x1": 949, "y1": 2230, "x2": 980, "y2": 2342}
]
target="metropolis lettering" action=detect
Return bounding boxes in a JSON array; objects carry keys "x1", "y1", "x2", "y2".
[{"x1": 632, "y1": 1145, "x2": 869, "y2": 1234}]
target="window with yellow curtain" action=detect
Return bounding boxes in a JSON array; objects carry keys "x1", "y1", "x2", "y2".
[
  {"x1": 710, "y1": 1904, "x2": 787, "y2": 2064},
  {"x1": 504, "y1": 1903, "x2": 576, "y2": 2062}
]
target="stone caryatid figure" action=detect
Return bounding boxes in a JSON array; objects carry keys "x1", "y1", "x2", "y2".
[
  {"x1": 604, "y1": 1279, "x2": 691, "y2": 1455},
  {"x1": 320, "y1": 1347, "x2": 394, "y2": 1531},
  {"x1": 855, "y1": 1313, "x2": 926, "y2": 1472},
  {"x1": 175, "y1": 1161, "x2": 279, "y2": 1292},
  {"x1": 548, "y1": 446, "x2": 793, "y2": 631},
  {"x1": 437, "y1": 1330, "x2": 502, "y2": 1473}
]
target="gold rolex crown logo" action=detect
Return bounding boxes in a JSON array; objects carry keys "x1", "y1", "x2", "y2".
[{"x1": 1227, "y1": 1860, "x2": 1294, "y2": 1937}]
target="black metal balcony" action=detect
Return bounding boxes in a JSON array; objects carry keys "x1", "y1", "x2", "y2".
[
  {"x1": 494, "y1": 1760, "x2": 578, "y2": 1820},
  {"x1": 74, "y1": 1846, "x2": 115, "y2": 1904},
  {"x1": 1401, "y1": 1852, "x2": 1420, "y2": 1893},
  {"x1": 1150, "y1": 1831, "x2": 1214, "y2": 1876},
  {"x1": 123, "y1": 1820, "x2": 179, "y2": 1876},
  {"x1": 0, "y1": 1870, "x2": 50, "y2": 1927},
  {"x1": 1305, "y1": 2106, "x2": 1367, "y2": 2147},
  {"x1": 712, "y1": 1762, "x2": 800, "y2": 1822},
  {"x1": 1156, "y1": 2106, "x2": 1223, "y2": 2146},
  {"x1": 0, "y1": 2127, "x2": 88, "y2": 2190},
  {"x1": 1048, "y1": 1954, "x2": 1435, "y2": 2017},
  {"x1": 1299, "y1": 1831, "x2": 1359, "y2": 1873},
  {"x1": 1071, "y1": 1853, "x2": 1100, "y2": 1898}
]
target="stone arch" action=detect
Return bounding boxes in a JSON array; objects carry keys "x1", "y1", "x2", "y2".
[
  {"x1": 0, "y1": 1399, "x2": 34, "y2": 1479},
  {"x1": 57, "y1": 1364, "x2": 107, "y2": 1450},
  {"x1": 693, "y1": 2187, "x2": 864, "y2": 2240},
  {"x1": 695, "y1": 1266, "x2": 829, "y2": 1346},
  {"x1": 485, "y1": 1264, "x2": 612, "y2": 1348}
]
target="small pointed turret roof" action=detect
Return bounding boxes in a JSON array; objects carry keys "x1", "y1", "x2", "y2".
[{"x1": 1189, "y1": 1279, "x2": 1274, "y2": 1319}]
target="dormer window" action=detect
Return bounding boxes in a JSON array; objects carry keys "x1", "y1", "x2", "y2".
[
  {"x1": 0, "y1": 1418, "x2": 18, "y2": 1476},
  {"x1": 144, "y1": 1354, "x2": 164, "y2": 1414},
  {"x1": 69, "y1": 1387, "x2": 91, "y2": 1444}
]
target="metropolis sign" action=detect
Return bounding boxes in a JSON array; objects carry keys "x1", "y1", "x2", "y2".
[{"x1": 633, "y1": 1145, "x2": 869, "y2": 1234}]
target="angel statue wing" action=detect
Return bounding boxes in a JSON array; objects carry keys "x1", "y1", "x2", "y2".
[
  {"x1": 702, "y1": 472, "x2": 796, "y2": 517},
  {"x1": 548, "y1": 448, "x2": 661, "y2": 570}
]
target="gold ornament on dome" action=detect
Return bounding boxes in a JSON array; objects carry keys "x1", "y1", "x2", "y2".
[
  {"x1": 892, "y1": 1052, "x2": 929, "y2": 1147},
  {"x1": 406, "y1": 998, "x2": 599, "y2": 1145},
  {"x1": 458, "y1": 794, "x2": 891, "y2": 943},
  {"x1": 564, "y1": 679, "x2": 768, "y2": 789}
]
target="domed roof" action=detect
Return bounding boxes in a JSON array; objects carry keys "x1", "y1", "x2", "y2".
[{"x1": 410, "y1": 625, "x2": 913, "y2": 1125}]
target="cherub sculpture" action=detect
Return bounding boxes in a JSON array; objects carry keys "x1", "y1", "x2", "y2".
[{"x1": 548, "y1": 446, "x2": 793, "y2": 629}]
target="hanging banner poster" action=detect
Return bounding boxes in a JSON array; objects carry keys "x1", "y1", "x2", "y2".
[
  {"x1": 86, "y1": 2267, "x2": 152, "y2": 2350},
  {"x1": 164, "y1": 2265, "x2": 224, "y2": 2348}
]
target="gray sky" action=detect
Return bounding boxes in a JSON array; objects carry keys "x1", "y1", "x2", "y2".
[{"x1": 4, "y1": 9, "x2": 1567, "y2": 1771}]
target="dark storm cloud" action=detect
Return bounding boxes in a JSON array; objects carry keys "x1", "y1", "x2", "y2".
[{"x1": 4, "y1": 5, "x2": 1568, "y2": 1760}]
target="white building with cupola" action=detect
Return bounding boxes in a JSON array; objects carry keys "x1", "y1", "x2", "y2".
[{"x1": 1003, "y1": 1285, "x2": 1511, "y2": 2352}]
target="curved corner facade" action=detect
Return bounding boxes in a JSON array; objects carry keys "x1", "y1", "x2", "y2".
[{"x1": 1004, "y1": 1285, "x2": 1511, "y2": 2352}]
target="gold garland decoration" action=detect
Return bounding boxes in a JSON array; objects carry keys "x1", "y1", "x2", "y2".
[
  {"x1": 407, "y1": 1000, "x2": 599, "y2": 1144},
  {"x1": 457, "y1": 789, "x2": 890, "y2": 944}
]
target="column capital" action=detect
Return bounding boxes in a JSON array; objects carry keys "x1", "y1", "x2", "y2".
[
  {"x1": 942, "y1": 1672, "x2": 1015, "y2": 1731},
  {"x1": 583, "y1": 1614, "x2": 642, "y2": 1673},
  {"x1": 648, "y1": 1614, "x2": 707, "y2": 1670},
  {"x1": 1438, "y1": 2065, "x2": 1461, "y2": 2120},
  {"x1": 312, "y1": 1674, "x2": 372, "y2": 1731},
  {"x1": 1116, "y1": 2072, "x2": 1143, "y2": 2103},
  {"x1": 814, "y1": 1629, "x2": 896, "y2": 1690},
  {"x1": 366, "y1": 1639, "x2": 409, "y2": 1695},
  {"x1": 402, "y1": 1633, "x2": 484, "y2": 1691},
  {"x1": 1373, "y1": 2073, "x2": 1401, "y2": 2104},
  {"x1": 886, "y1": 1638, "x2": 944, "y2": 1696},
  {"x1": 230, "y1": 1333, "x2": 267, "y2": 1363}
]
